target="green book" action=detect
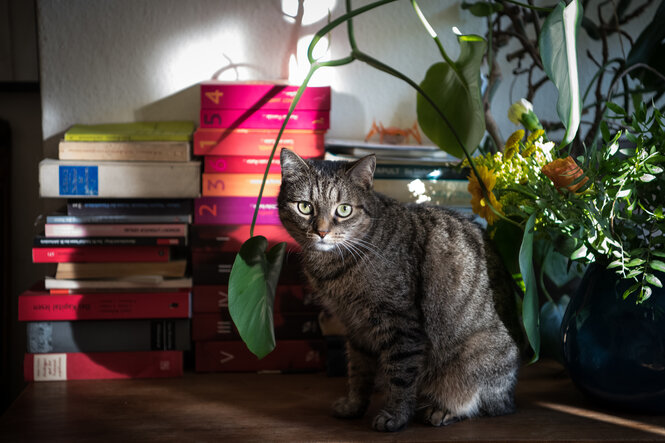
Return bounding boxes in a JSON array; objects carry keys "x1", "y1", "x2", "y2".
[{"x1": 64, "y1": 121, "x2": 196, "y2": 142}]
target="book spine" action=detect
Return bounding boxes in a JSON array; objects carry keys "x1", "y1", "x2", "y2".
[
  {"x1": 200, "y1": 109, "x2": 329, "y2": 130},
  {"x1": 26, "y1": 319, "x2": 191, "y2": 353},
  {"x1": 43, "y1": 276, "x2": 193, "y2": 291},
  {"x1": 194, "y1": 196, "x2": 281, "y2": 225},
  {"x1": 44, "y1": 223, "x2": 187, "y2": 238},
  {"x1": 195, "y1": 340, "x2": 324, "y2": 372},
  {"x1": 39, "y1": 160, "x2": 201, "y2": 198},
  {"x1": 46, "y1": 214, "x2": 191, "y2": 224},
  {"x1": 193, "y1": 285, "x2": 317, "y2": 313},
  {"x1": 67, "y1": 199, "x2": 193, "y2": 216},
  {"x1": 54, "y1": 260, "x2": 187, "y2": 280},
  {"x1": 32, "y1": 246, "x2": 170, "y2": 263},
  {"x1": 200, "y1": 83, "x2": 331, "y2": 110},
  {"x1": 190, "y1": 223, "x2": 297, "y2": 251},
  {"x1": 63, "y1": 121, "x2": 195, "y2": 142},
  {"x1": 18, "y1": 291, "x2": 191, "y2": 321},
  {"x1": 34, "y1": 236, "x2": 186, "y2": 247},
  {"x1": 192, "y1": 251, "x2": 303, "y2": 285},
  {"x1": 24, "y1": 350, "x2": 183, "y2": 381},
  {"x1": 204, "y1": 156, "x2": 282, "y2": 174},
  {"x1": 193, "y1": 128, "x2": 325, "y2": 157},
  {"x1": 201, "y1": 173, "x2": 281, "y2": 197},
  {"x1": 192, "y1": 312, "x2": 320, "y2": 341},
  {"x1": 58, "y1": 141, "x2": 191, "y2": 162}
]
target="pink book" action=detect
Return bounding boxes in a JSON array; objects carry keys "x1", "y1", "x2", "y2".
[
  {"x1": 200, "y1": 109, "x2": 329, "y2": 130},
  {"x1": 24, "y1": 351, "x2": 183, "y2": 381},
  {"x1": 44, "y1": 223, "x2": 187, "y2": 237},
  {"x1": 190, "y1": 224, "x2": 299, "y2": 252},
  {"x1": 193, "y1": 128, "x2": 325, "y2": 157},
  {"x1": 205, "y1": 156, "x2": 282, "y2": 174},
  {"x1": 194, "y1": 196, "x2": 281, "y2": 225},
  {"x1": 200, "y1": 81, "x2": 331, "y2": 110}
]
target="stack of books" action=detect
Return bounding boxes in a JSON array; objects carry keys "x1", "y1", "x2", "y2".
[
  {"x1": 21, "y1": 121, "x2": 201, "y2": 381},
  {"x1": 191, "y1": 81, "x2": 330, "y2": 372}
]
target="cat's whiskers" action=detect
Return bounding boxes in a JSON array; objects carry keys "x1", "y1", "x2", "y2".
[{"x1": 348, "y1": 237, "x2": 394, "y2": 266}]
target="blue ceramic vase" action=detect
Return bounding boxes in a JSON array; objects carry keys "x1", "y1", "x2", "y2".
[{"x1": 561, "y1": 262, "x2": 665, "y2": 413}]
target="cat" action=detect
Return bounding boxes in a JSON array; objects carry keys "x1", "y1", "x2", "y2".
[{"x1": 277, "y1": 148, "x2": 521, "y2": 432}]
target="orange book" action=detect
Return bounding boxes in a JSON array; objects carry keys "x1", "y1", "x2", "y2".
[
  {"x1": 193, "y1": 128, "x2": 325, "y2": 157},
  {"x1": 201, "y1": 173, "x2": 281, "y2": 197}
]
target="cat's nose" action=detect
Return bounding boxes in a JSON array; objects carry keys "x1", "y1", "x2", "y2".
[{"x1": 317, "y1": 230, "x2": 329, "y2": 238}]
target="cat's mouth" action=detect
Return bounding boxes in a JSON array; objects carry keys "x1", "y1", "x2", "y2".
[{"x1": 311, "y1": 236, "x2": 337, "y2": 252}]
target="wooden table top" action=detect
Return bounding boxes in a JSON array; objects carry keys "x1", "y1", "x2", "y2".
[{"x1": 1, "y1": 360, "x2": 664, "y2": 442}]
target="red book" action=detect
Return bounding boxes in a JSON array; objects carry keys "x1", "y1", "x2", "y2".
[
  {"x1": 200, "y1": 81, "x2": 331, "y2": 110},
  {"x1": 193, "y1": 285, "x2": 317, "y2": 313},
  {"x1": 201, "y1": 173, "x2": 281, "y2": 197},
  {"x1": 44, "y1": 223, "x2": 188, "y2": 238},
  {"x1": 31, "y1": 246, "x2": 170, "y2": 263},
  {"x1": 192, "y1": 311, "x2": 320, "y2": 341},
  {"x1": 194, "y1": 197, "x2": 283, "y2": 226},
  {"x1": 24, "y1": 351, "x2": 183, "y2": 381},
  {"x1": 200, "y1": 109, "x2": 329, "y2": 130},
  {"x1": 190, "y1": 223, "x2": 298, "y2": 251},
  {"x1": 18, "y1": 290, "x2": 190, "y2": 321},
  {"x1": 193, "y1": 128, "x2": 325, "y2": 157},
  {"x1": 194, "y1": 340, "x2": 325, "y2": 372},
  {"x1": 204, "y1": 156, "x2": 282, "y2": 174}
]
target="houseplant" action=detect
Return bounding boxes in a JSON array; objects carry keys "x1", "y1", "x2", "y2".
[{"x1": 467, "y1": 100, "x2": 665, "y2": 410}]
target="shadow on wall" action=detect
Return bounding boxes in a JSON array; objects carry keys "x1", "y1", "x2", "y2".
[{"x1": 135, "y1": 85, "x2": 200, "y2": 123}]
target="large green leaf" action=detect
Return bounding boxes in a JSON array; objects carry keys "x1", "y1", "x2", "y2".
[
  {"x1": 539, "y1": 0, "x2": 583, "y2": 147},
  {"x1": 539, "y1": 295, "x2": 569, "y2": 364},
  {"x1": 626, "y1": 0, "x2": 665, "y2": 91},
  {"x1": 417, "y1": 34, "x2": 486, "y2": 159},
  {"x1": 519, "y1": 213, "x2": 540, "y2": 361},
  {"x1": 228, "y1": 236, "x2": 286, "y2": 359}
]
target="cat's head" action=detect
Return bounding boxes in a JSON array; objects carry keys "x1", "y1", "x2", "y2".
[{"x1": 278, "y1": 148, "x2": 376, "y2": 253}]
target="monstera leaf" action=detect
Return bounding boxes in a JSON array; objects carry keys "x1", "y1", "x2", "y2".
[
  {"x1": 228, "y1": 236, "x2": 286, "y2": 359},
  {"x1": 417, "y1": 34, "x2": 486, "y2": 159},
  {"x1": 539, "y1": 0, "x2": 583, "y2": 147}
]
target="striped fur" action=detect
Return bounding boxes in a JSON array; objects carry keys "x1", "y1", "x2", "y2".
[{"x1": 278, "y1": 149, "x2": 520, "y2": 432}]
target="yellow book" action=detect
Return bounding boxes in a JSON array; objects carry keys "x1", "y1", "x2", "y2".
[{"x1": 64, "y1": 121, "x2": 196, "y2": 142}]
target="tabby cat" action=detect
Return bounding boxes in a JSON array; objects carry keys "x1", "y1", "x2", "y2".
[{"x1": 277, "y1": 148, "x2": 520, "y2": 432}]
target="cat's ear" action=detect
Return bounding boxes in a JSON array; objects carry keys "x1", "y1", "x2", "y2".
[
  {"x1": 280, "y1": 148, "x2": 309, "y2": 179},
  {"x1": 346, "y1": 154, "x2": 376, "y2": 190}
]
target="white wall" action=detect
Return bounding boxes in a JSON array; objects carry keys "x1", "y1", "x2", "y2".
[{"x1": 36, "y1": 0, "x2": 657, "y2": 154}]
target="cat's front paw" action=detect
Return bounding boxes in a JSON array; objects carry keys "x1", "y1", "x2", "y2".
[
  {"x1": 423, "y1": 406, "x2": 465, "y2": 427},
  {"x1": 331, "y1": 396, "x2": 367, "y2": 419},
  {"x1": 372, "y1": 409, "x2": 409, "y2": 432}
]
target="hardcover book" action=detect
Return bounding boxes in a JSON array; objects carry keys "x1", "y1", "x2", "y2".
[
  {"x1": 194, "y1": 340, "x2": 324, "y2": 372},
  {"x1": 204, "y1": 155, "x2": 281, "y2": 174},
  {"x1": 190, "y1": 223, "x2": 298, "y2": 252},
  {"x1": 44, "y1": 223, "x2": 187, "y2": 238},
  {"x1": 192, "y1": 285, "x2": 317, "y2": 313},
  {"x1": 32, "y1": 245, "x2": 171, "y2": 263},
  {"x1": 18, "y1": 289, "x2": 191, "y2": 321},
  {"x1": 200, "y1": 81, "x2": 331, "y2": 110},
  {"x1": 67, "y1": 199, "x2": 192, "y2": 216},
  {"x1": 24, "y1": 350, "x2": 183, "y2": 381},
  {"x1": 46, "y1": 213, "x2": 191, "y2": 224},
  {"x1": 26, "y1": 319, "x2": 191, "y2": 353},
  {"x1": 34, "y1": 236, "x2": 186, "y2": 247},
  {"x1": 194, "y1": 196, "x2": 282, "y2": 226},
  {"x1": 193, "y1": 128, "x2": 325, "y2": 157},
  {"x1": 43, "y1": 276, "x2": 193, "y2": 290},
  {"x1": 53, "y1": 260, "x2": 187, "y2": 279},
  {"x1": 200, "y1": 109, "x2": 329, "y2": 130},
  {"x1": 39, "y1": 159, "x2": 201, "y2": 198},
  {"x1": 64, "y1": 121, "x2": 195, "y2": 142},
  {"x1": 192, "y1": 311, "x2": 320, "y2": 341},
  {"x1": 192, "y1": 251, "x2": 303, "y2": 285},
  {"x1": 201, "y1": 173, "x2": 281, "y2": 197},
  {"x1": 58, "y1": 140, "x2": 191, "y2": 162}
]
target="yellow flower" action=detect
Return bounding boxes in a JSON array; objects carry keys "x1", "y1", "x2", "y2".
[
  {"x1": 504, "y1": 130, "x2": 524, "y2": 160},
  {"x1": 468, "y1": 165, "x2": 503, "y2": 225}
]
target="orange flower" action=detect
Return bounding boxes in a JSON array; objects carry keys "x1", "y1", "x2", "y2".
[
  {"x1": 541, "y1": 156, "x2": 588, "y2": 193},
  {"x1": 468, "y1": 165, "x2": 503, "y2": 225}
]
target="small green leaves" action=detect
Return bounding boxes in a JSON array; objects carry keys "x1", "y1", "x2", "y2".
[
  {"x1": 228, "y1": 236, "x2": 286, "y2": 359},
  {"x1": 461, "y1": 1, "x2": 503, "y2": 17},
  {"x1": 650, "y1": 260, "x2": 665, "y2": 272}
]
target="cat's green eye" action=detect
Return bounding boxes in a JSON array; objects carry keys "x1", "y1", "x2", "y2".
[
  {"x1": 297, "y1": 202, "x2": 313, "y2": 215},
  {"x1": 336, "y1": 204, "x2": 352, "y2": 218}
]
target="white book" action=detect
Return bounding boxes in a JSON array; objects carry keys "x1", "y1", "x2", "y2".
[
  {"x1": 58, "y1": 140, "x2": 191, "y2": 162},
  {"x1": 44, "y1": 276, "x2": 193, "y2": 290},
  {"x1": 39, "y1": 159, "x2": 201, "y2": 198}
]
